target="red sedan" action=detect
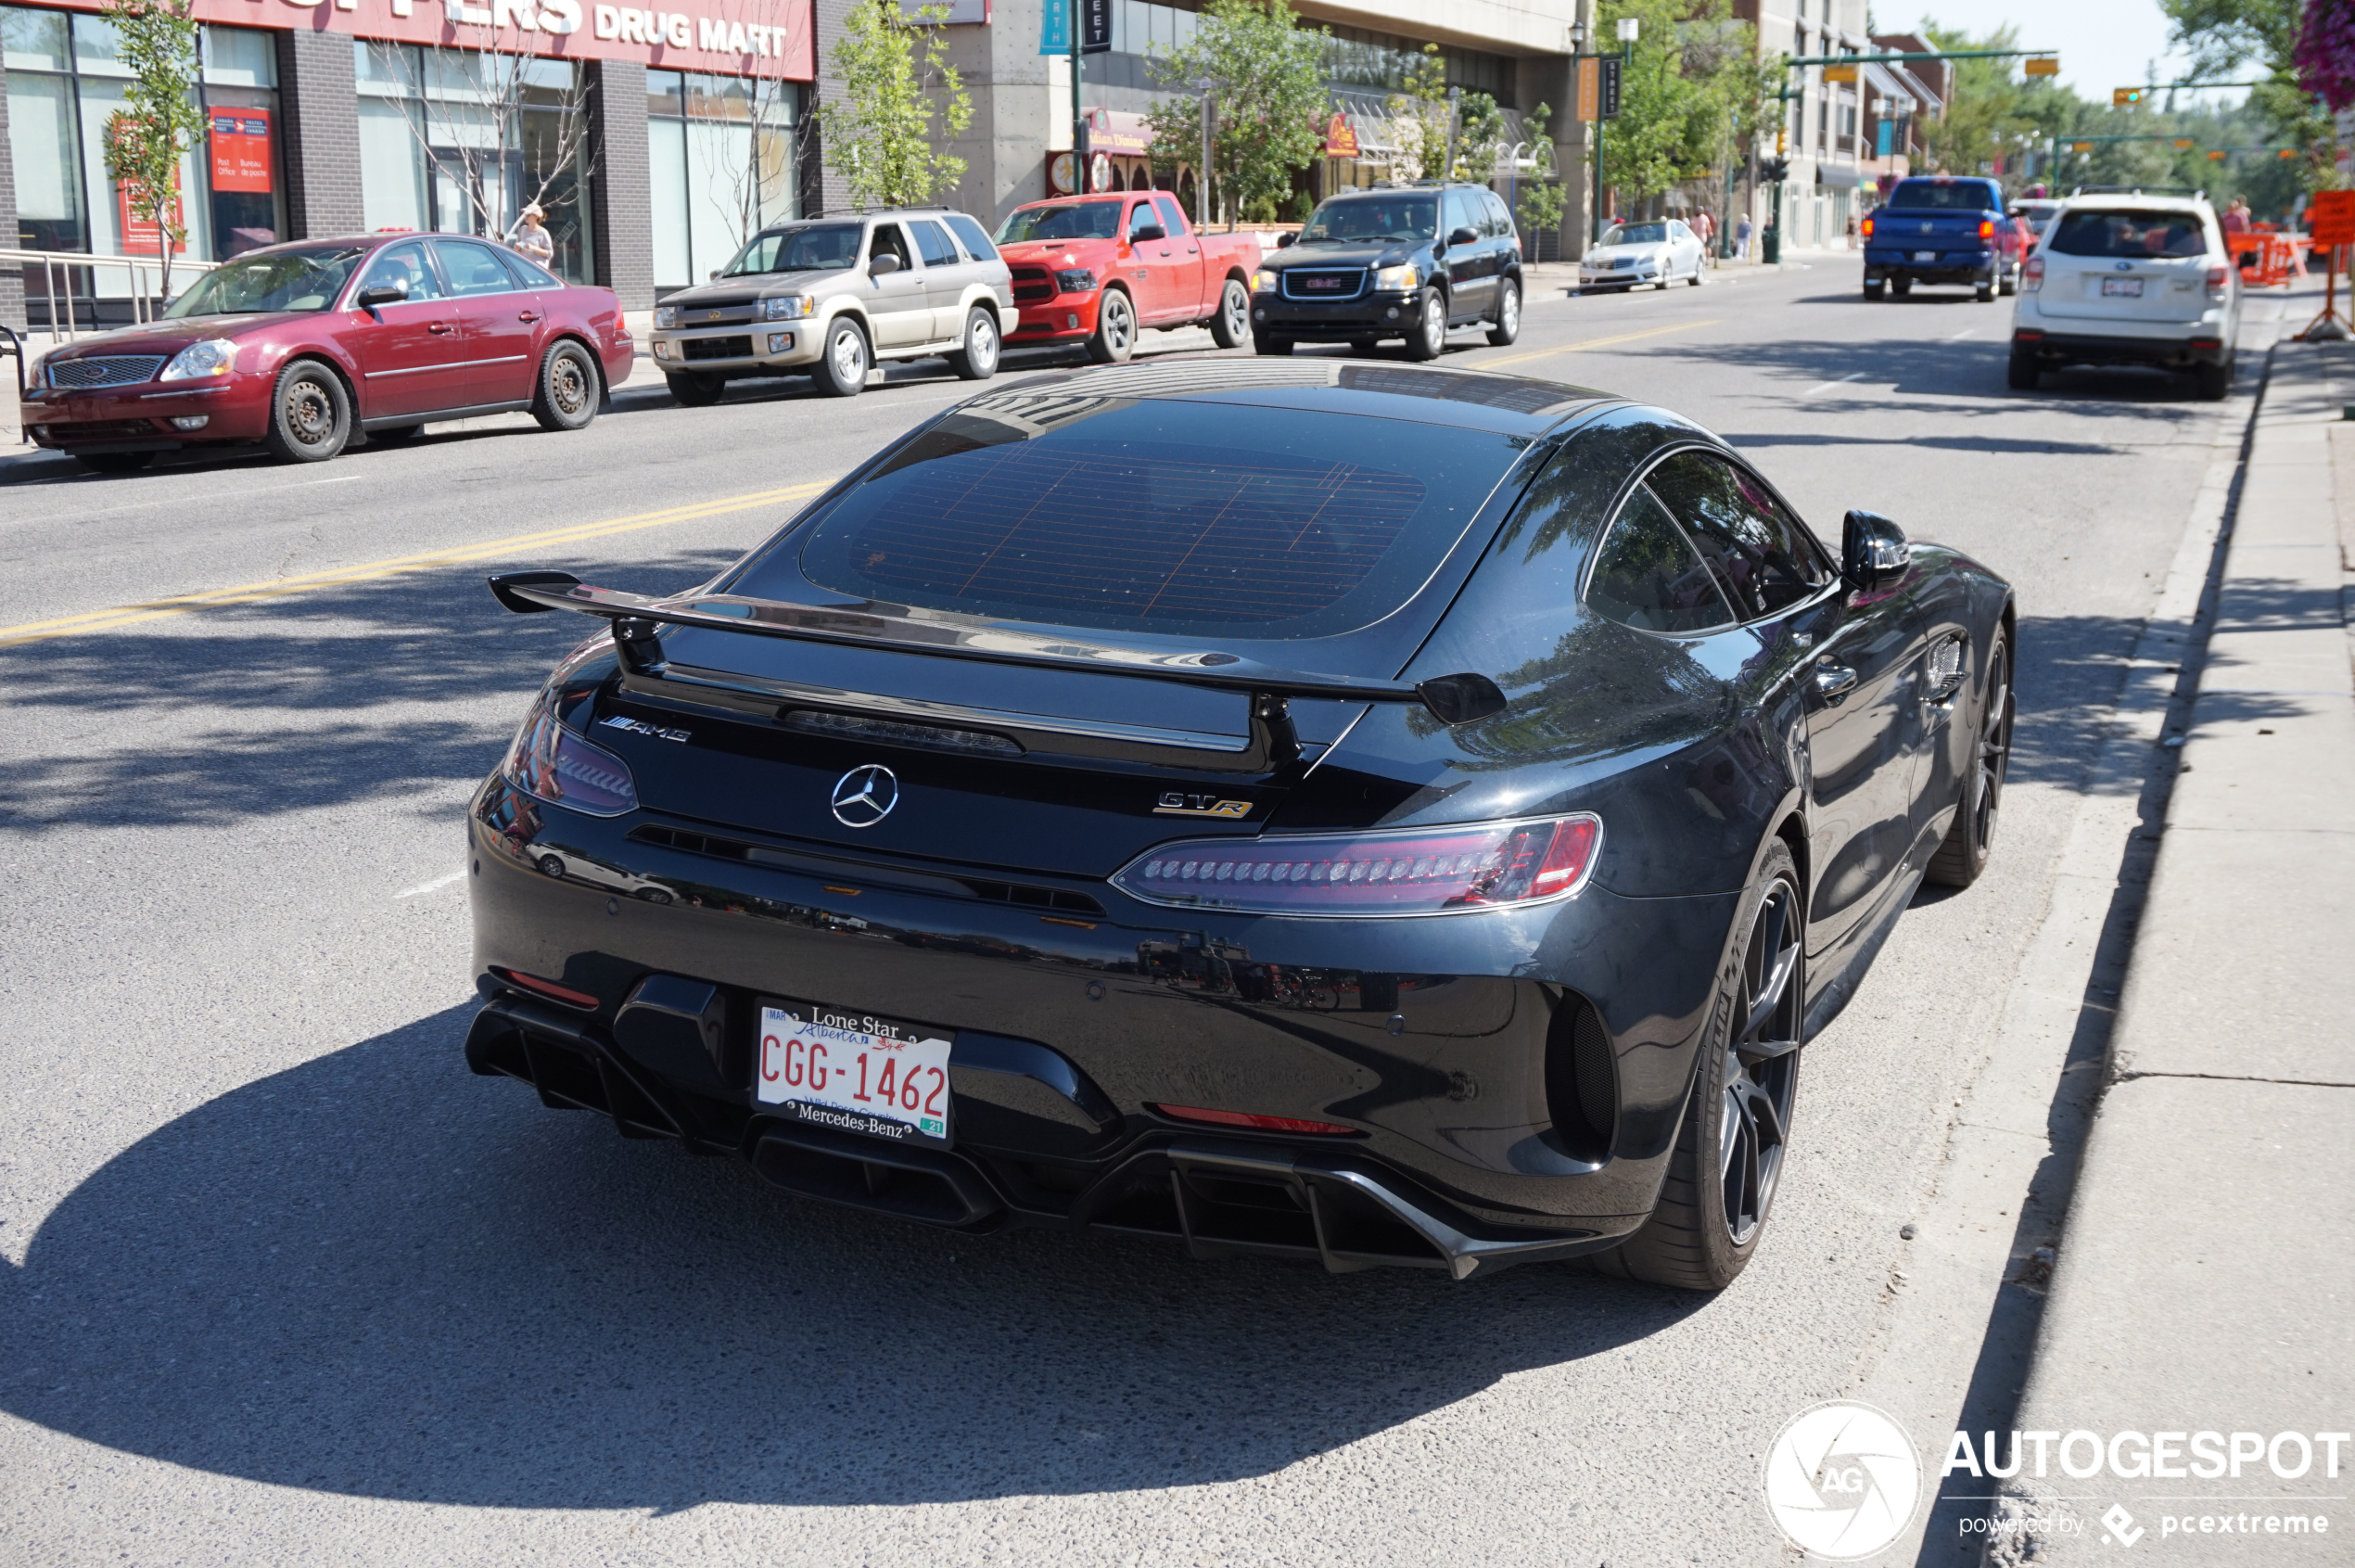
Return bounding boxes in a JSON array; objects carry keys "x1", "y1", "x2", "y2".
[{"x1": 19, "y1": 232, "x2": 633, "y2": 474}]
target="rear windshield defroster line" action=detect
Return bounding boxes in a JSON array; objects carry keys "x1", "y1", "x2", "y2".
[{"x1": 757, "y1": 399, "x2": 1522, "y2": 641}]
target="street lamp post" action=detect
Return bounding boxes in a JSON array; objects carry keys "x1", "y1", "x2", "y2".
[
  {"x1": 1193, "y1": 75, "x2": 1214, "y2": 229},
  {"x1": 1606, "y1": 18, "x2": 1636, "y2": 235}
]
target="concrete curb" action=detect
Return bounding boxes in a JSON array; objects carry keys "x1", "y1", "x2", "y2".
[{"x1": 1980, "y1": 338, "x2": 2355, "y2": 1564}]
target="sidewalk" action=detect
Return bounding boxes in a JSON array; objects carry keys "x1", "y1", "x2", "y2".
[{"x1": 1991, "y1": 339, "x2": 2355, "y2": 1562}]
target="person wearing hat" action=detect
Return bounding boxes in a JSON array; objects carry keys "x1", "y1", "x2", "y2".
[{"x1": 507, "y1": 202, "x2": 555, "y2": 266}]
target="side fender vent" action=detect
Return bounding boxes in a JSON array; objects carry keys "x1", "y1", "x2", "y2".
[{"x1": 1545, "y1": 992, "x2": 1618, "y2": 1163}]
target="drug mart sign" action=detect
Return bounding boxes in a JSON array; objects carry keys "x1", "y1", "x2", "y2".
[{"x1": 22, "y1": 0, "x2": 812, "y2": 79}]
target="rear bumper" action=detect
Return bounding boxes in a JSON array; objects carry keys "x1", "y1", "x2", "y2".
[
  {"x1": 1248, "y1": 287, "x2": 1424, "y2": 339},
  {"x1": 465, "y1": 778, "x2": 1742, "y2": 1271},
  {"x1": 2011, "y1": 327, "x2": 2230, "y2": 367},
  {"x1": 1864, "y1": 247, "x2": 1994, "y2": 285}
]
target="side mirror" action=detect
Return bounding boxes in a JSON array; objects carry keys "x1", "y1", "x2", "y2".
[
  {"x1": 1130, "y1": 222, "x2": 1165, "y2": 244},
  {"x1": 1449, "y1": 225, "x2": 1480, "y2": 247},
  {"x1": 356, "y1": 280, "x2": 409, "y2": 310},
  {"x1": 1841, "y1": 509, "x2": 1912, "y2": 593},
  {"x1": 1276, "y1": 231, "x2": 1295, "y2": 249},
  {"x1": 868, "y1": 253, "x2": 902, "y2": 277}
]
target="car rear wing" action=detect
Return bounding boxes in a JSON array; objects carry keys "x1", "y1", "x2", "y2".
[{"x1": 488, "y1": 571, "x2": 1506, "y2": 771}]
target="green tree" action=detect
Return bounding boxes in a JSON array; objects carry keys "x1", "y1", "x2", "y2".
[
  {"x1": 1593, "y1": 0, "x2": 1751, "y2": 213},
  {"x1": 2165, "y1": 0, "x2": 2340, "y2": 193},
  {"x1": 1143, "y1": 0, "x2": 1329, "y2": 226},
  {"x1": 1386, "y1": 44, "x2": 1510, "y2": 184},
  {"x1": 100, "y1": 0, "x2": 206, "y2": 298},
  {"x1": 821, "y1": 0, "x2": 972, "y2": 209}
]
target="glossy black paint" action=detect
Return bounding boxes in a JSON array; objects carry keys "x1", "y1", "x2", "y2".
[
  {"x1": 1250, "y1": 183, "x2": 1522, "y2": 342},
  {"x1": 466, "y1": 360, "x2": 2013, "y2": 1276}
]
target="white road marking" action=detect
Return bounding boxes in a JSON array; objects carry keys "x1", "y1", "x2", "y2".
[
  {"x1": 394, "y1": 868, "x2": 467, "y2": 899},
  {"x1": 5, "y1": 469, "x2": 368, "y2": 519},
  {"x1": 1949, "y1": 328, "x2": 1977, "y2": 341},
  {"x1": 1800, "y1": 371, "x2": 1864, "y2": 398}
]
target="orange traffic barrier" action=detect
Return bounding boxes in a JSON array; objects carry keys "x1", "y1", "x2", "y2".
[
  {"x1": 2250, "y1": 234, "x2": 2308, "y2": 286},
  {"x1": 2227, "y1": 231, "x2": 2266, "y2": 271}
]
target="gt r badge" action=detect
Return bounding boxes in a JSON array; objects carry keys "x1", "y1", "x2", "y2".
[
  {"x1": 1154, "y1": 793, "x2": 1252, "y2": 819},
  {"x1": 599, "y1": 715, "x2": 691, "y2": 743},
  {"x1": 833, "y1": 764, "x2": 899, "y2": 828}
]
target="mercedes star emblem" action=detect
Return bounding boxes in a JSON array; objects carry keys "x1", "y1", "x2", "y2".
[{"x1": 830, "y1": 764, "x2": 898, "y2": 828}]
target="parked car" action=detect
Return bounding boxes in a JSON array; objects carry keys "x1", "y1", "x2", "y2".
[
  {"x1": 648, "y1": 209, "x2": 1012, "y2": 402},
  {"x1": 18, "y1": 233, "x2": 631, "y2": 474},
  {"x1": 1861, "y1": 175, "x2": 2011, "y2": 300},
  {"x1": 2009, "y1": 191, "x2": 2240, "y2": 400},
  {"x1": 994, "y1": 193, "x2": 1258, "y2": 362},
  {"x1": 1250, "y1": 182, "x2": 1522, "y2": 357},
  {"x1": 1576, "y1": 217, "x2": 1709, "y2": 292},
  {"x1": 468, "y1": 358, "x2": 2014, "y2": 1292},
  {"x1": 2010, "y1": 198, "x2": 2065, "y2": 248}
]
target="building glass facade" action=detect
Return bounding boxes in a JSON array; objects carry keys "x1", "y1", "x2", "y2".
[{"x1": 646, "y1": 68, "x2": 801, "y2": 292}]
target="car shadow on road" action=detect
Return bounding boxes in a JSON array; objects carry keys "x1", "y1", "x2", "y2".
[
  {"x1": 1647, "y1": 333, "x2": 2213, "y2": 415},
  {"x1": 0, "y1": 1001, "x2": 1702, "y2": 1509}
]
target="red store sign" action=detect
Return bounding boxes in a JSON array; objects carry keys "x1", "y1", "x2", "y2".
[
  {"x1": 22, "y1": 0, "x2": 813, "y2": 79},
  {"x1": 210, "y1": 107, "x2": 274, "y2": 192}
]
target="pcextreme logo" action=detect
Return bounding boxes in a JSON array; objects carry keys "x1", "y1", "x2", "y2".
[{"x1": 1762, "y1": 1401, "x2": 1923, "y2": 1560}]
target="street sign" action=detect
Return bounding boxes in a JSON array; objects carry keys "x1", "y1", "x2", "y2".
[
  {"x1": 1081, "y1": 0, "x2": 1110, "y2": 55},
  {"x1": 1323, "y1": 111, "x2": 1357, "y2": 158},
  {"x1": 2310, "y1": 190, "x2": 2355, "y2": 246},
  {"x1": 2173, "y1": 137, "x2": 2195, "y2": 149},
  {"x1": 2024, "y1": 57, "x2": 2059, "y2": 75},
  {"x1": 2070, "y1": 141, "x2": 2094, "y2": 152},
  {"x1": 1037, "y1": 0, "x2": 1065, "y2": 54},
  {"x1": 1598, "y1": 56, "x2": 1623, "y2": 120},
  {"x1": 1575, "y1": 57, "x2": 1598, "y2": 122},
  {"x1": 1824, "y1": 63, "x2": 1857, "y2": 83}
]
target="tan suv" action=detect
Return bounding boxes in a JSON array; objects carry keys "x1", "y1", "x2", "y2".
[{"x1": 650, "y1": 208, "x2": 1014, "y2": 402}]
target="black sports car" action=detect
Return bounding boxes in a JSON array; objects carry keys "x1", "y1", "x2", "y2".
[{"x1": 467, "y1": 360, "x2": 2013, "y2": 1291}]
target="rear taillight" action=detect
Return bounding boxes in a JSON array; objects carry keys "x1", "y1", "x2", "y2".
[
  {"x1": 2022, "y1": 256, "x2": 2043, "y2": 292},
  {"x1": 1861, "y1": 215, "x2": 1875, "y2": 238},
  {"x1": 1113, "y1": 814, "x2": 1602, "y2": 917},
  {"x1": 2206, "y1": 265, "x2": 2229, "y2": 300},
  {"x1": 1153, "y1": 1104, "x2": 1361, "y2": 1136},
  {"x1": 495, "y1": 967, "x2": 599, "y2": 1008},
  {"x1": 1979, "y1": 219, "x2": 1995, "y2": 240},
  {"x1": 503, "y1": 683, "x2": 637, "y2": 816}
]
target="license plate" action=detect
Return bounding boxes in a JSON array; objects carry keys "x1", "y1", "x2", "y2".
[
  {"x1": 756, "y1": 1001, "x2": 953, "y2": 1146},
  {"x1": 1913, "y1": 250, "x2": 1938, "y2": 261},
  {"x1": 2102, "y1": 276, "x2": 2144, "y2": 297}
]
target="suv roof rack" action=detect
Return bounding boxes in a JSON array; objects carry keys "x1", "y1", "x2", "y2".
[
  {"x1": 2069, "y1": 185, "x2": 2207, "y2": 199},
  {"x1": 814, "y1": 205, "x2": 955, "y2": 217}
]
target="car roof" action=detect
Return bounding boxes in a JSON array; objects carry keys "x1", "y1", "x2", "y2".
[
  {"x1": 2059, "y1": 193, "x2": 2214, "y2": 213},
  {"x1": 982, "y1": 358, "x2": 1616, "y2": 439}
]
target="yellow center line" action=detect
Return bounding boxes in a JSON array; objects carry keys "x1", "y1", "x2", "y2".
[
  {"x1": 0, "y1": 480, "x2": 830, "y2": 648},
  {"x1": 1474, "y1": 317, "x2": 1723, "y2": 372}
]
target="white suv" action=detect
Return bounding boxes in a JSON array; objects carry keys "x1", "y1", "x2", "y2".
[{"x1": 2008, "y1": 190, "x2": 2240, "y2": 401}]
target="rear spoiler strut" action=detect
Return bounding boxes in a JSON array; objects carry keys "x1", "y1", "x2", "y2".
[{"x1": 488, "y1": 571, "x2": 1507, "y2": 767}]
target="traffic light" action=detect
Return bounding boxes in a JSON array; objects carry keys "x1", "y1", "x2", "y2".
[
  {"x1": 2207, "y1": 149, "x2": 2227, "y2": 161},
  {"x1": 1763, "y1": 157, "x2": 1790, "y2": 184},
  {"x1": 1776, "y1": 125, "x2": 1789, "y2": 155},
  {"x1": 2113, "y1": 87, "x2": 2148, "y2": 107}
]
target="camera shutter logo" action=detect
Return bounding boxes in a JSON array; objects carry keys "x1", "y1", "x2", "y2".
[
  {"x1": 831, "y1": 765, "x2": 899, "y2": 829},
  {"x1": 1762, "y1": 1401, "x2": 1923, "y2": 1560}
]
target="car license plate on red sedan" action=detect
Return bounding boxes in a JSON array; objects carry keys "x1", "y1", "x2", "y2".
[
  {"x1": 756, "y1": 1001, "x2": 953, "y2": 1146},
  {"x1": 2102, "y1": 276, "x2": 2145, "y2": 297}
]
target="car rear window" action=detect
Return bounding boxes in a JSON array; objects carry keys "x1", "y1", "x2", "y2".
[
  {"x1": 2049, "y1": 209, "x2": 2209, "y2": 258},
  {"x1": 1886, "y1": 180, "x2": 1999, "y2": 210},
  {"x1": 763, "y1": 398, "x2": 1523, "y2": 639}
]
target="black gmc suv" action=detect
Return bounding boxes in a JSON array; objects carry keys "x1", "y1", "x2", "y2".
[{"x1": 1249, "y1": 182, "x2": 1523, "y2": 360}]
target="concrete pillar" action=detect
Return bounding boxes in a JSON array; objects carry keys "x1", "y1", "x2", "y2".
[
  {"x1": 811, "y1": 0, "x2": 857, "y2": 213},
  {"x1": 586, "y1": 60, "x2": 653, "y2": 309},
  {"x1": 0, "y1": 54, "x2": 24, "y2": 331},
  {"x1": 274, "y1": 29, "x2": 363, "y2": 239}
]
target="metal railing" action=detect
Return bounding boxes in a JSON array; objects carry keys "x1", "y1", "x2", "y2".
[{"x1": 0, "y1": 248, "x2": 222, "y2": 347}]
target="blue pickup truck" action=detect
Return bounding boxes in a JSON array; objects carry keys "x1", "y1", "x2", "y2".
[{"x1": 1862, "y1": 176, "x2": 2013, "y2": 302}]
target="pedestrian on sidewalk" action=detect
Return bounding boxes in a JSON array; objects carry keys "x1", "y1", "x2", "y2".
[
  {"x1": 507, "y1": 203, "x2": 555, "y2": 267},
  {"x1": 1735, "y1": 213, "x2": 1752, "y2": 262},
  {"x1": 1845, "y1": 210, "x2": 1859, "y2": 249},
  {"x1": 2222, "y1": 197, "x2": 2251, "y2": 236},
  {"x1": 1695, "y1": 208, "x2": 1717, "y2": 266}
]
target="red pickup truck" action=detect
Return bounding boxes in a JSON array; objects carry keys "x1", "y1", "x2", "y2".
[{"x1": 995, "y1": 193, "x2": 1260, "y2": 362}]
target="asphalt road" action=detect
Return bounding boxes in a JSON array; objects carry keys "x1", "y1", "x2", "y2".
[{"x1": 0, "y1": 260, "x2": 2270, "y2": 1567}]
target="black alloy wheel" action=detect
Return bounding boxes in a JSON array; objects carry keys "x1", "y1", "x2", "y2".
[
  {"x1": 261, "y1": 359, "x2": 350, "y2": 464},
  {"x1": 1593, "y1": 841, "x2": 1802, "y2": 1290},
  {"x1": 948, "y1": 305, "x2": 1000, "y2": 380},
  {"x1": 1404, "y1": 289, "x2": 1447, "y2": 361},
  {"x1": 667, "y1": 371, "x2": 725, "y2": 406},
  {"x1": 1087, "y1": 287, "x2": 1137, "y2": 363},
  {"x1": 1209, "y1": 278, "x2": 1250, "y2": 350},
  {"x1": 1927, "y1": 632, "x2": 2012, "y2": 887},
  {"x1": 812, "y1": 318, "x2": 870, "y2": 398},
  {"x1": 1486, "y1": 279, "x2": 1521, "y2": 345},
  {"x1": 530, "y1": 340, "x2": 600, "y2": 431},
  {"x1": 73, "y1": 451, "x2": 156, "y2": 474}
]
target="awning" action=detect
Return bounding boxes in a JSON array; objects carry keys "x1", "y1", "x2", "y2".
[{"x1": 1861, "y1": 61, "x2": 1914, "y2": 103}]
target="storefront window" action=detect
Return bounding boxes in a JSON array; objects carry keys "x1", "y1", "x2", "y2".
[
  {"x1": 647, "y1": 68, "x2": 801, "y2": 291},
  {"x1": 355, "y1": 40, "x2": 595, "y2": 284},
  {"x1": 3, "y1": 7, "x2": 286, "y2": 319}
]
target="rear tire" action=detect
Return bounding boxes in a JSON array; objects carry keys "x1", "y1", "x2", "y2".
[
  {"x1": 946, "y1": 305, "x2": 1000, "y2": 380},
  {"x1": 1998, "y1": 263, "x2": 2018, "y2": 298},
  {"x1": 1486, "y1": 279, "x2": 1521, "y2": 345},
  {"x1": 1208, "y1": 278, "x2": 1249, "y2": 350},
  {"x1": 2192, "y1": 356, "x2": 2233, "y2": 402},
  {"x1": 261, "y1": 358, "x2": 350, "y2": 465},
  {"x1": 811, "y1": 318, "x2": 870, "y2": 398},
  {"x1": 1927, "y1": 631, "x2": 2012, "y2": 887},
  {"x1": 530, "y1": 340, "x2": 600, "y2": 431},
  {"x1": 666, "y1": 371, "x2": 725, "y2": 406},
  {"x1": 1590, "y1": 841, "x2": 1803, "y2": 1291},
  {"x1": 1403, "y1": 289, "x2": 1446, "y2": 361},
  {"x1": 2006, "y1": 351, "x2": 2043, "y2": 390},
  {"x1": 1975, "y1": 274, "x2": 1996, "y2": 302},
  {"x1": 1085, "y1": 287, "x2": 1137, "y2": 363},
  {"x1": 1863, "y1": 279, "x2": 1884, "y2": 300},
  {"x1": 73, "y1": 450, "x2": 155, "y2": 474}
]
